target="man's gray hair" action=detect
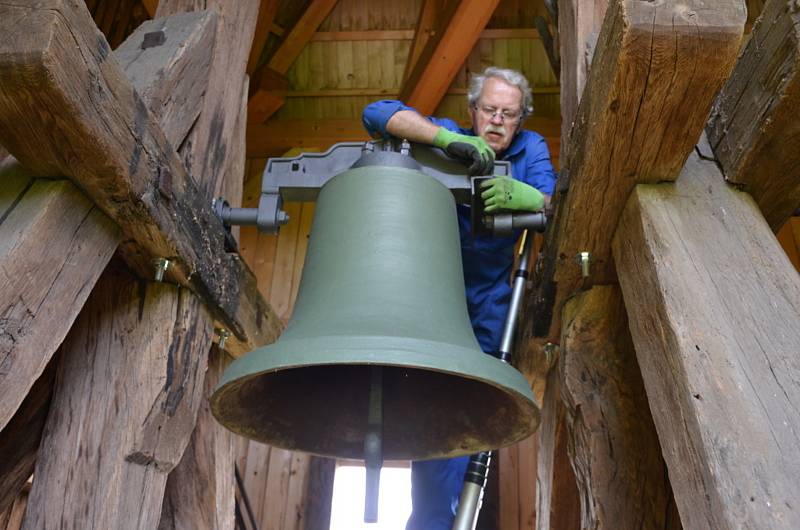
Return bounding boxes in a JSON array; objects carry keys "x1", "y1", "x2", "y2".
[{"x1": 468, "y1": 67, "x2": 534, "y2": 119}]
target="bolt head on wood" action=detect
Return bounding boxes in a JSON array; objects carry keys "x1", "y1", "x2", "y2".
[{"x1": 153, "y1": 258, "x2": 171, "y2": 281}]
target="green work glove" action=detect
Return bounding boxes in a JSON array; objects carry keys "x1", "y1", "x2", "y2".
[
  {"x1": 433, "y1": 127, "x2": 495, "y2": 176},
  {"x1": 480, "y1": 176, "x2": 545, "y2": 213}
]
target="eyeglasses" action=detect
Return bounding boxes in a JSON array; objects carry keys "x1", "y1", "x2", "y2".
[{"x1": 475, "y1": 105, "x2": 522, "y2": 123}]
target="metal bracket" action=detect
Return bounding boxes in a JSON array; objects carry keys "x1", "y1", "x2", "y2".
[{"x1": 212, "y1": 140, "x2": 512, "y2": 235}]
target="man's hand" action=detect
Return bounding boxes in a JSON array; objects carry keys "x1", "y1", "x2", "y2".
[
  {"x1": 433, "y1": 127, "x2": 495, "y2": 176},
  {"x1": 480, "y1": 176, "x2": 545, "y2": 213}
]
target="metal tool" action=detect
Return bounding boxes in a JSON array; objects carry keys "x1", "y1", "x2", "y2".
[{"x1": 452, "y1": 227, "x2": 541, "y2": 530}]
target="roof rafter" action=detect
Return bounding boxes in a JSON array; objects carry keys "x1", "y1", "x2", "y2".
[
  {"x1": 247, "y1": 0, "x2": 340, "y2": 124},
  {"x1": 399, "y1": 0, "x2": 501, "y2": 115}
]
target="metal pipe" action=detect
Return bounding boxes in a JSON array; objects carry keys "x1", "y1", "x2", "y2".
[{"x1": 498, "y1": 230, "x2": 534, "y2": 362}]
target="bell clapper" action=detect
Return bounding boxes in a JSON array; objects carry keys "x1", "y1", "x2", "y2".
[{"x1": 364, "y1": 365, "x2": 383, "y2": 523}]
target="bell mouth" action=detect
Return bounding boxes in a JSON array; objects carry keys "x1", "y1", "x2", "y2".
[{"x1": 211, "y1": 336, "x2": 540, "y2": 461}]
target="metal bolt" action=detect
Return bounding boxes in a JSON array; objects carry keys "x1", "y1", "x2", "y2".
[
  {"x1": 153, "y1": 258, "x2": 170, "y2": 282},
  {"x1": 400, "y1": 139, "x2": 411, "y2": 156},
  {"x1": 362, "y1": 141, "x2": 375, "y2": 153},
  {"x1": 577, "y1": 251, "x2": 591, "y2": 278},
  {"x1": 216, "y1": 328, "x2": 231, "y2": 350},
  {"x1": 543, "y1": 342, "x2": 558, "y2": 366},
  {"x1": 277, "y1": 210, "x2": 290, "y2": 225}
]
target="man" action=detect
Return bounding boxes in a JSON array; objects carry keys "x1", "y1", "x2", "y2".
[{"x1": 362, "y1": 66, "x2": 556, "y2": 530}]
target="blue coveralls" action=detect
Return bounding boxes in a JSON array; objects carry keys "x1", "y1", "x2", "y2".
[{"x1": 362, "y1": 100, "x2": 556, "y2": 530}]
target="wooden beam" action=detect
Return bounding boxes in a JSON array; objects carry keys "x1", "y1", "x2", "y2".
[
  {"x1": 247, "y1": 0, "x2": 339, "y2": 124},
  {"x1": 561, "y1": 286, "x2": 678, "y2": 529},
  {"x1": 23, "y1": 267, "x2": 214, "y2": 530},
  {"x1": 399, "y1": 0, "x2": 501, "y2": 115},
  {"x1": 0, "y1": 1, "x2": 281, "y2": 357},
  {"x1": 267, "y1": 0, "x2": 340, "y2": 74},
  {"x1": 535, "y1": 368, "x2": 580, "y2": 530},
  {"x1": 706, "y1": 0, "x2": 800, "y2": 231},
  {"x1": 248, "y1": 65, "x2": 289, "y2": 124},
  {"x1": 114, "y1": 10, "x2": 217, "y2": 150},
  {"x1": 612, "y1": 149, "x2": 800, "y2": 529},
  {"x1": 402, "y1": 0, "x2": 441, "y2": 84},
  {"x1": 279, "y1": 85, "x2": 560, "y2": 98},
  {"x1": 142, "y1": 0, "x2": 158, "y2": 18},
  {"x1": 0, "y1": 174, "x2": 120, "y2": 433},
  {"x1": 159, "y1": 348, "x2": 236, "y2": 530},
  {"x1": 311, "y1": 28, "x2": 542, "y2": 42},
  {"x1": 247, "y1": 0, "x2": 280, "y2": 74},
  {"x1": 525, "y1": 0, "x2": 746, "y2": 343},
  {"x1": 246, "y1": 117, "x2": 561, "y2": 159},
  {"x1": 0, "y1": 358, "x2": 56, "y2": 515}
]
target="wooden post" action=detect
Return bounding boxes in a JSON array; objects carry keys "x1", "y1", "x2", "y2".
[
  {"x1": 535, "y1": 367, "x2": 581, "y2": 530},
  {"x1": 561, "y1": 286, "x2": 679, "y2": 529},
  {"x1": 612, "y1": 149, "x2": 800, "y2": 529},
  {"x1": 22, "y1": 267, "x2": 214, "y2": 530},
  {"x1": 707, "y1": 0, "x2": 800, "y2": 231},
  {"x1": 158, "y1": 349, "x2": 236, "y2": 530},
  {"x1": 526, "y1": 0, "x2": 746, "y2": 343}
]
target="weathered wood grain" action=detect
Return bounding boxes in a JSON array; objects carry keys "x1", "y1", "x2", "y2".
[
  {"x1": 399, "y1": 0, "x2": 502, "y2": 115},
  {"x1": 0, "y1": 179, "x2": 120, "y2": 431},
  {"x1": 535, "y1": 367, "x2": 580, "y2": 530},
  {"x1": 0, "y1": 1, "x2": 281, "y2": 356},
  {"x1": 0, "y1": 358, "x2": 55, "y2": 515},
  {"x1": 115, "y1": 10, "x2": 217, "y2": 150},
  {"x1": 558, "y1": 0, "x2": 608, "y2": 161},
  {"x1": 612, "y1": 150, "x2": 800, "y2": 529},
  {"x1": 155, "y1": 0, "x2": 260, "y2": 199},
  {"x1": 526, "y1": 0, "x2": 746, "y2": 342},
  {"x1": 158, "y1": 348, "x2": 235, "y2": 530},
  {"x1": 561, "y1": 286, "x2": 678, "y2": 530},
  {"x1": 22, "y1": 266, "x2": 214, "y2": 530},
  {"x1": 707, "y1": 0, "x2": 800, "y2": 231}
]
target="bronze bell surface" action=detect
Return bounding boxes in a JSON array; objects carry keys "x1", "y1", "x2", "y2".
[{"x1": 211, "y1": 156, "x2": 540, "y2": 462}]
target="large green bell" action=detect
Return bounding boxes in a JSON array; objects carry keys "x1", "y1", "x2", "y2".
[{"x1": 211, "y1": 161, "x2": 540, "y2": 461}]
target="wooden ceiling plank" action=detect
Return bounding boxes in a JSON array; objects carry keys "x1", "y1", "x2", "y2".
[
  {"x1": 706, "y1": 0, "x2": 800, "y2": 231},
  {"x1": 399, "y1": 0, "x2": 502, "y2": 116},
  {"x1": 247, "y1": 0, "x2": 280, "y2": 74}
]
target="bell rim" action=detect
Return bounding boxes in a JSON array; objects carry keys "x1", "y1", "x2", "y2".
[{"x1": 211, "y1": 335, "x2": 540, "y2": 459}]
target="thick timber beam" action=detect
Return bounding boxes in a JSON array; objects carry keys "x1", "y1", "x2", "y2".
[
  {"x1": 707, "y1": 0, "x2": 800, "y2": 231},
  {"x1": 0, "y1": 1, "x2": 280, "y2": 357},
  {"x1": 399, "y1": 0, "x2": 501, "y2": 115},
  {"x1": 0, "y1": 359, "x2": 56, "y2": 514},
  {"x1": 561, "y1": 286, "x2": 678, "y2": 529},
  {"x1": 0, "y1": 168, "x2": 120, "y2": 432},
  {"x1": 22, "y1": 268, "x2": 213, "y2": 530},
  {"x1": 159, "y1": 348, "x2": 236, "y2": 530},
  {"x1": 527, "y1": 0, "x2": 745, "y2": 342},
  {"x1": 535, "y1": 367, "x2": 580, "y2": 530},
  {"x1": 612, "y1": 149, "x2": 800, "y2": 529}
]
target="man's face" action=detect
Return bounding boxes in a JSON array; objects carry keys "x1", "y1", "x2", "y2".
[{"x1": 468, "y1": 77, "x2": 524, "y2": 155}]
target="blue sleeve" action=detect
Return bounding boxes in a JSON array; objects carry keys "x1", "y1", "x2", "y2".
[
  {"x1": 362, "y1": 100, "x2": 467, "y2": 138},
  {"x1": 523, "y1": 134, "x2": 556, "y2": 196}
]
